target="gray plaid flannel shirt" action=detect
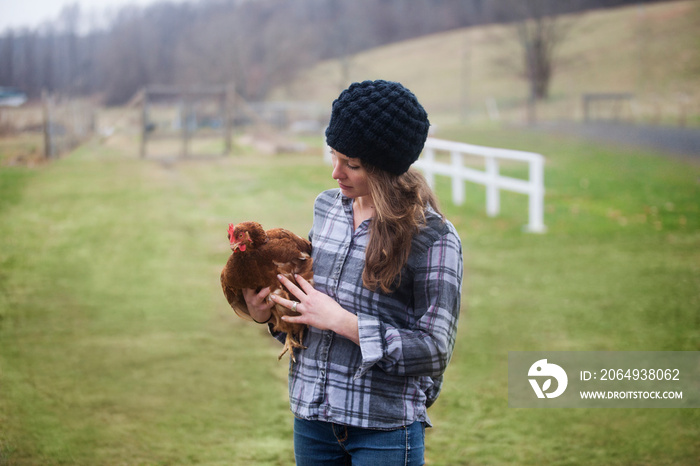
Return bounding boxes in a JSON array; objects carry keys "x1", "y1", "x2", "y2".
[{"x1": 275, "y1": 189, "x2": 463, "y2": 429}]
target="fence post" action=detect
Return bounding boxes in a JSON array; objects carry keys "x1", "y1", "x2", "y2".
[
  {"x1": 182, "y1": 90, "x2": 190, "y2": 158},
  {"x1": 42, "y1": 90, "x2": 52, "y2": 158},
  {"x1": 485, "y1": 156, "x2": 500, "y2": 217},
  {"x1": 224, "y1": 83, "x2": 234, "y2": 155},
  {"x1": 422, "y1": 147, "x2": 436, "y2": 188},
  {"x1": 527, "y1": 155, "x2": 546, "y2": 233},
  {"x1": 450, "y1": 150, "x2": 465, "y2": 205},
  {"x1": 140, "y1": 88, "x2": 147, "y2": 158}
]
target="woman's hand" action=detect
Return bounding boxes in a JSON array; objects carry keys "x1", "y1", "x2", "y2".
[
  {"x1": 242, "y1": 287, "x2": 273, "y2": 323},
  {"x1": 271, "y1": 274, "x2": 359, "y2": 345}
]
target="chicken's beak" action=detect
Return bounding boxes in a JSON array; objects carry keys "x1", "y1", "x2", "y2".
[{"x1": 231, "y1": 242, "x2": 246, "y2": 252}]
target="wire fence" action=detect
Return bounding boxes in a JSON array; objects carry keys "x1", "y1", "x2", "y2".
[{"x1": 42, "y1": 92, "x2": 96, "y2": 159}]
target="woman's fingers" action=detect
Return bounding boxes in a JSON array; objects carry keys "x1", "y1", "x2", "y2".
[
  {"x1": 294, "y1": 274, "x2": 315, "y2": 294},
  {"x1": 258, "y1": 286, "x2": 271, "y2": 299},
  {"x1": 277, "y1": 274, "x2": 305, "y2": 301},
  {"x1": 243, "y1": 286, "x2": 271, "y2": 306},
  {"x1": 269, "y1": 274, "x2": 318, "y2": 325},
  {"x1": 278, "y1": 273, "x2": 314, "y2": 296},
  {"x1": 278, "y1": 296, "x2": 299, "y2": 311},
  {"x1": 241, "y1": 286, "x2": 273, "y2": 323},
  {"x1": 269, "y1": 294, "x2": 301, "y2": 317}
]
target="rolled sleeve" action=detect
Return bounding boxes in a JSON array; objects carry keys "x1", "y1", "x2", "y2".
[{"x1": 355, "y1": 313, "x2": 392, "y2": 379}]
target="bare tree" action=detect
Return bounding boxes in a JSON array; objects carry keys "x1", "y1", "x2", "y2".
[
  {"x1": 58, "y1": 4, "x2": 81, "y2": 95},
  {"x1": 98, "y1": 8, "x2": 151, "y2": 104},
  {"x1": 0, "y1": 32, "x2": 15, "y2": 86},
  {"x1": 494, "y1": 0, "x2": 577, "y2": 123},
  {"x1": 513, "y1": 0, "x2": 571, "y2": 102}
]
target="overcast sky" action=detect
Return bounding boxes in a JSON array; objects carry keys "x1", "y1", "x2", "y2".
[{"x1": 0, "y1": 0, "x2": 182, "y2": 33}]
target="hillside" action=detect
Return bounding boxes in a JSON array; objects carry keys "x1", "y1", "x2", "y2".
[{"x1": 272, "y1": 0, "x2": 700, "y2": 126}]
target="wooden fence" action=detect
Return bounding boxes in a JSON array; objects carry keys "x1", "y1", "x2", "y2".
[{"x1": 139, "y1": 85, "x2": 233, "y2": 159}]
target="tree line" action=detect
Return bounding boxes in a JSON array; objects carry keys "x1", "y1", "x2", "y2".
[{"x1": 0, "y1": 0, "x2": 666, "y2": 105}]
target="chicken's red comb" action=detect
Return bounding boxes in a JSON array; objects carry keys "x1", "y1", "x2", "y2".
[{"x1": 228, "y1": 223, "x2": 236, "y2": 242}]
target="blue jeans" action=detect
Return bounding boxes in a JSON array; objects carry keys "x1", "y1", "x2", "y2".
[{"x1": 293, "y1": 418, "x2": 425, "y2": 465}]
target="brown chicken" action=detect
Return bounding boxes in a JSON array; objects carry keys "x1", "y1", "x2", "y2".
[{"x1": 220, "y1": 221, "x2": 313, "y2": 361}]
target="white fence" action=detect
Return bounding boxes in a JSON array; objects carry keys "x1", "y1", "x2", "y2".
[
  {"x1": 324, "y1": 137, "x2": 546, "y2": 232},
  {"x1": 415, "y1": 138, "x2": 546, "y2": 232}
]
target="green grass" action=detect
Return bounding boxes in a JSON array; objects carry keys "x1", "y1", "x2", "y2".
[{"x1": 1, "y1": 127, "x2": 699, "y2": 465}]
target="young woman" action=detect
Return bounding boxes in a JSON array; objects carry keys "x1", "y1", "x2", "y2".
[{"x1": 243, "y1": 80, "x2": 464, "y2": 465}]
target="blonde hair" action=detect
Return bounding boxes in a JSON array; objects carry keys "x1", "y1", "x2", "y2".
[{"x1": 363, "y1": 166, "x2": 443, "y2": 293}]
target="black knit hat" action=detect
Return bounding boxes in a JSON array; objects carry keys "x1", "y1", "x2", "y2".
[{"x1": 325, "y1": 80, "x2": 430, "y2": 176}]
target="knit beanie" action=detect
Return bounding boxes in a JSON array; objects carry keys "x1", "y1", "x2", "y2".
[{"x1": 325, "y1": 80, "x2": 430, "y2": 176}]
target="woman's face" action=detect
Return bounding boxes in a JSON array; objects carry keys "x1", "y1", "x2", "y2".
[{"x1": 331, "y1": 149, "x2": 370, "y2": 199}]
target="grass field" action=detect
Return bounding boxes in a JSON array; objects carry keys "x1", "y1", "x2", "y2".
[
  {"x1": 2, "y1": 1, "x2": 700, "y2": 463},
  {"x1": 0, "y1": 123, "x2": 698, "y2": 464}
]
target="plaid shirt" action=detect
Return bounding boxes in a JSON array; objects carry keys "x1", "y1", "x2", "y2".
[{"x1": 275, "y1": 189, "x2": 463, "y2": 429}]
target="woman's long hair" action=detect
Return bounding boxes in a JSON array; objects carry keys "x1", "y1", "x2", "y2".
[{"x1": 363, "y1": 165, "x2": 443, "y2": 293}]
